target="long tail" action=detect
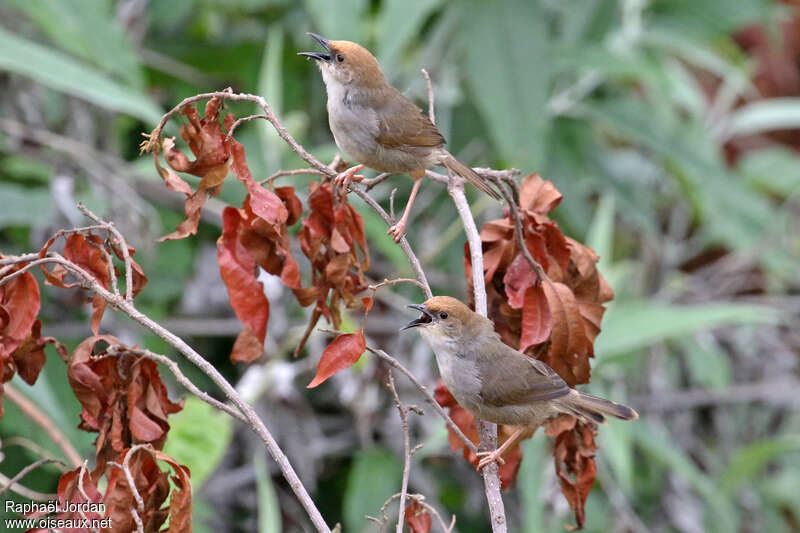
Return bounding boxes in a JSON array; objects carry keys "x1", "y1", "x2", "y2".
[
  {"x1": 441, "y1": 152, "x2": 502, "y2": 200},
  {"x1": 558, "y1": 390, "x2": 639, "y2": 424}
]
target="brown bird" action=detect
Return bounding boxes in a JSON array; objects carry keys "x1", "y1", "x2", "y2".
[
  {"x1": 403, "y1": 296, "x2": 637, "y2": 470},
  {"x1": 299, "y1": 33, "x2": 501, "y2": 242}
]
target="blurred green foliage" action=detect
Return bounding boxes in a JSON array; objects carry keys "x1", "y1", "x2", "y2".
[{"x1": 2, "y1": 0, "x2": 800, "y2": 531}]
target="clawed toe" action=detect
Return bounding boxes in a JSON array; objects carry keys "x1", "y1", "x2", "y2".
[
  {"x1": 476, "y1": 451, "x2": 506, "y2": 471},
  {"x1": 387, "y1": 222, "x2": 407, "y2": 242},
  {"x1": 333, "y1": 165, "x2": 365, "y2": 192}
]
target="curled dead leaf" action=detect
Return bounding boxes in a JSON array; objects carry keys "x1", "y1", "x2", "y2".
[{"x1": 307, "y1": 330, "x2": 366, "y2": 388}]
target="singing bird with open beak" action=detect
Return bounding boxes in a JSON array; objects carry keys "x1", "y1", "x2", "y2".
[
  {"x1": 299, "y1": 33, "x2": 501, "y2": 242},
  {"x1": 403, "y1": 296, "x2": 637, "y2": 470}
]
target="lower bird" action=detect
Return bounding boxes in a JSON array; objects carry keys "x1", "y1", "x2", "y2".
[
  {"x1": 299, "y1": 33, "x2": 501, "y2": 242},
  {"x1": 403, "y1": 296, "x2": 638, "y2": 470}
]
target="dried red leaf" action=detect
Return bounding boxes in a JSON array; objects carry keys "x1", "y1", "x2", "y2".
[
  {"x1": 217, "y1": 207, "x2": 268, "y2": 363},
  {"x1": 0, "y1": 267, "x2": 40, "y2": 358},
  {"x1": 541, "y1": 281, "x2": 590, "y2": 386},
  {"x1": 10, "y1": 320, "x2": 65, "y2": 385},
  {"x1": 231, "y1": 140, "x2": 288, "y2": 226},
  {"x1": 404, "y1": 501, "x2": 432, "y2": 533},
  {"x1": 110, "y1": 242, "x2": 149, "y2": 297},
  {"x1": 307, "y1": 330, "x2": 366, "y2": 388},
  {"x1": 151, "y1": 449, "x2": 193, "y2": 533},
  {"x1": 55, "y1": 233, "x2": 113, "y2": 333},
  {"x1": 104, "y1": 447, "x2": 170, "y2": 532},
  {"x1": 157, "y1": 98, "x2": 232, "y2": 241},
  {"x1": 54, "y1": 466, "x2": 104, "y2": 529},
  {"x1": 519, "y1": 172, "x2": 562, "y2": 215},
  {"x1": 230, "y1": 325, "x2": 265, "y2": 364},
  {"x1": 276, "y1": 186, "x2": 304, "y2": 225},
  {"x1": 68, "y1": 337, "x2": 183, "y2": 468},
  {"x1": 553, "y1": 421, "x2": 598, "y2": 530},
  {"x1": 503, "y1": 253, "x2": 537, "y2": 308},
  {"x1": 519, "y1": 284, "x2": 552, "y2": 353},
  {"x1": 294, "y1": 181, "x2": 369, "y2": 354}
]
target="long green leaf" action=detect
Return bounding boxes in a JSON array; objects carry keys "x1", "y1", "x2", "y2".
[
  {"x1": 254, "y1": 452, "x2": 283, "y2": 533},
  {"x1": 0, "y1": 28, "x2": 162, "y2": 123},
  {"x1": 376, "y1": 0, "x2": 443, "y2": 67},
  {"x1": 460, "y1": 0, "x2": 551, "y2": 169},
  {"x1": 596, "y1": 302, "x2": 777, "y2": 358},
  {"x1": 343, "y1": 448, "x2": 402, "y2": 533},
  {"x1": 5, "y1": 0, "x2": 143, "y2": 88},
  {"x1": 720, "y1": 436, "x2": 800, "y2": 494}
]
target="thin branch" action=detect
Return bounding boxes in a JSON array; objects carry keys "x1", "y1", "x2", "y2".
[
  {"x1": 374, "y1": 493, "x2": 455, "y2": 533},
  {"x1": 77, "y1": 203, "x2": 134, "y2": 301},
  {"x1": 385, "y1": 371, "x2": 417, "y2": 533},
  {"x1": 0, "y1": 458, "x2": 65, "y2": 496},
  {"x1": 0, "y1": 472, "x2": 57, "y2": 501},
  {"x1": 4, "y1": 384, "x2": 82, "y2": 467},
  {"x1": 76, "y1": 461, "x2": 101, "y2": 533},
  {"x1": 368, "y1": 277, "x2": 428, "y2": 293},
  {"x1": 260, "y1": 168, "x2": 325, "y2": 185},
  {"x1": 349, "y1": 187, "x2": 433, "y2": 300},
  {"x1": 0, "y1": 257, "x2": 62, "y2": 288},
  {"x1": 367, "y1": 346, "x2": 478, "y2": 455},
  {"x1": 226, "y1": 113, "x2": 268, "y2": 140},
  {"x1": 3, "y1": 436, "x2": 70, "y2": 467},
  {"x1": 121, "y1": 444, "x2": 148, "y2": 515},
  {"x1": 421, "y1": 69, "x2": 435, "y2": 124},
  {"x1": 363, "y1": 172, "x2": 393, "y2": 191},
  {"x1": 495, "y1": 181, "x2": 545, "y2": 283}
]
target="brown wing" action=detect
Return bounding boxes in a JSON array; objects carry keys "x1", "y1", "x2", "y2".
[
  {"x1": 478, "y1": 345, "x2": 570, "y2": 406},
  {"x1": 374, "y1": 89, "x2": 445, "y2": 154}
]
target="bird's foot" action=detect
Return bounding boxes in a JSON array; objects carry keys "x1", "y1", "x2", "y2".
[
  {"x1": 333, "y1": 164, "x2": 366, "y2": 192},
  {"x1": 386, "y1": 220, "x2": 407, "y2": 242},
  {"x1": 476, "y1": 449, "x2": 506, "y2": 471}
]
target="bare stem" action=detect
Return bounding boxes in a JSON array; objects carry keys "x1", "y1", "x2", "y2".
[
  {"x1": 0, "y1": 458, "x2": 65, "y2": 496},
  {"x1": 367, "y1": 346, "x2": 477, "y2": 454},
  {"x1": 384, "y1": 371, "x2": 418, "y2": 533}
]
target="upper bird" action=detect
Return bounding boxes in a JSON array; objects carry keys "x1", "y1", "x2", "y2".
[
  {"x1": 299, "y1": 33, "x2": 501, "y2": 241},
  {"x1": 403, "y1": 296, "x2": 638, "y2": 470}
]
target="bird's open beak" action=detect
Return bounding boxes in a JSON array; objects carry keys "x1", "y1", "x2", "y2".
[
  {"x1": 298, "y1": 32, "x2": 331, "y2": 62},
  {"x1": 402, "y1": 304, "x2": 434, "y2": 331}
]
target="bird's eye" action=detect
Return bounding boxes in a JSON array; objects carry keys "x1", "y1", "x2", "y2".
[
  {"x1": 439, "y1": 312, "x2": 448, "y2": 320},
  {"x1": 336, "y1": 53, "x2": 345, "y2": 63}
]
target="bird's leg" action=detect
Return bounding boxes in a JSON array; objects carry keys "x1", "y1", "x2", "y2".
[
  {"x1": 333, "y1": 164, "x2": 366, "y2": 191},
  {"x1": 387, "y1": 177, "x2": 423, "y2": 242},
  {"x1": 476, "y1": 427, "x2": 526, "y2": 471}
]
